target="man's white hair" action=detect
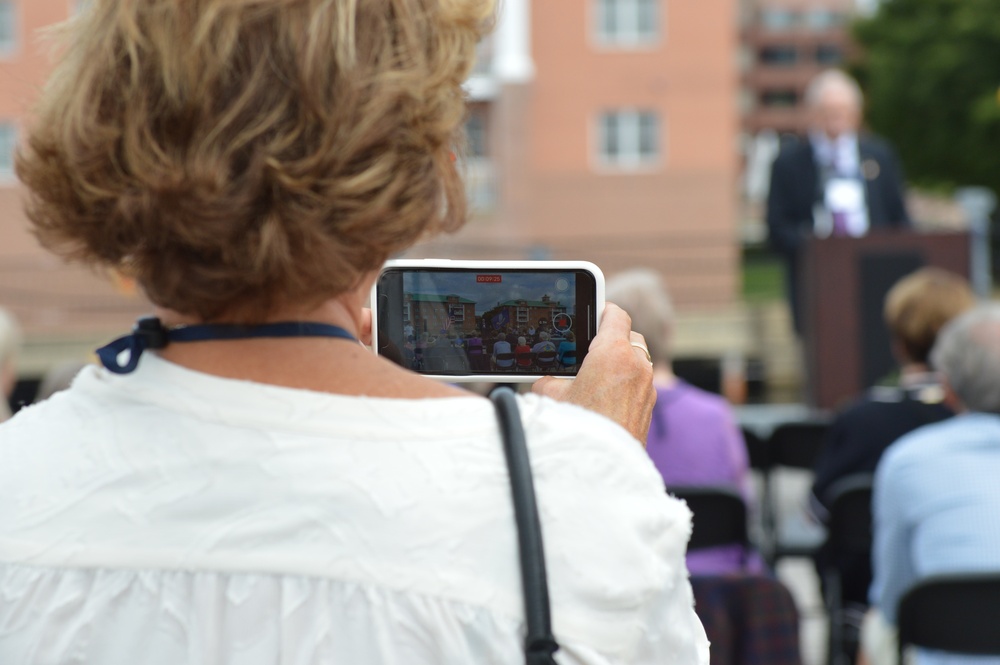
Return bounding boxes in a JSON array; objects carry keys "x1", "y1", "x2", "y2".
[{"x1": 805, "y1": 69, "x2": 863, "y2": 109}]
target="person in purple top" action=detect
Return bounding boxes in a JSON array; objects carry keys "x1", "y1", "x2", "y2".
[{"x1": 607, "y1": 268, "x2": 764, "y2": 575}]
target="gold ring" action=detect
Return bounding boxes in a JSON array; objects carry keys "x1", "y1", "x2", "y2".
[{"x1": 630, "y1": 342, "x2": 652, "y2": 364}]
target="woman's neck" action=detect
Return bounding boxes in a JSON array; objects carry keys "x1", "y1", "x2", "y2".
[{"x1": 149, "y1": 297, "x2": 467, "y2": 399}]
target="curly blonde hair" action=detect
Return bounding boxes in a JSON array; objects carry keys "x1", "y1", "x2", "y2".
[{"x1": 17, "y1": 0, "x2": 494, "y2": 322}]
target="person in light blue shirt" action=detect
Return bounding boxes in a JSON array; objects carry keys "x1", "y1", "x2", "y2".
[{"x1": 865, "y1": 303, "x2": 1000, "y2": 665}]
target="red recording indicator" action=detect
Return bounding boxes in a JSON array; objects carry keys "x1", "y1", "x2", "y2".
[{"x1": 476, "y1": 274, "x2": 502, "y2": 283}]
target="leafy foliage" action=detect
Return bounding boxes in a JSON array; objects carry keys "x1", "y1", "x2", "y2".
[{"x1": 852, "y1": 0, "x2": 1000, "y2": 194}]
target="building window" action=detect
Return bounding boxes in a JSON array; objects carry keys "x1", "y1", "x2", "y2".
[
  {"x1": 759, "y1": 8, "x2": 797, "y2": 31},
  {"x1": 760, "y1": 90, "x2": 798, "y2": 108},
  {"x1": 759, "y1": 45, "x2": 798, "y2": 66},
  {"x1": 595, "y1": 0, "x2": 659, "y2": 47},
  {"x1": 448, "y1": 304, "x2": 465, "y2": 323},
  {"x1": 0, "y1": 122, "x2": 16, "y2": 178},
  {"x1": 816, "y1": 44, "x2": 844, "y2": 65},
  {"x1": 804, "y1": 10, "x2": 845, "y2": 30},
  {"x1": 598, "y1": 110, "x2": 660, "y2": 169},
  {"x1": 0, "y1": 1, "x2": 15, "y2": 54}
]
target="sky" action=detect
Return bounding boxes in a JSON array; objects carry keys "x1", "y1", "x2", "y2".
[{"x1": 403, "y1": 270, "x2": 577, "y2": 315}]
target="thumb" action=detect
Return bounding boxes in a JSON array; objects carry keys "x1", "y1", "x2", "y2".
[{"x1": 532, "y1": 375, "x2": 572, "y2": 401}]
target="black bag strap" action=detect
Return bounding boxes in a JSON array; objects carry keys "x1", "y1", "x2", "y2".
[{"x1": 490, "y1": 387, "x2": 560, "y2": 665}]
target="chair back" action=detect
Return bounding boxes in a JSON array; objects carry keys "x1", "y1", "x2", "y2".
[
  {"x1": 535, "y1": 351, "x2": 557, "y2": 369},
  {"x1": 824, "y1": 473, "x2": 873, "y2": 557},
  {"x1": 669, "y1": 486, "x2": 749, "y2": 552},
  {"x1": 741, "y1": 426, "x2": 771, "y2": 471},
  {"x1": 493, "y1": 353, "x2": 516, "y2": 370},
  {"x1": 769, "y1": 419, "x2": 830, "y2": 470},
  {"x1": 821, "y1": 474, "x2": 874, "y2": 665},
  {"x1": 898, "y1": 574, "x2": 1000, "y2": 662},
  {"x1": 764, "y1": 417, "x2": 831, "y2": 562}
]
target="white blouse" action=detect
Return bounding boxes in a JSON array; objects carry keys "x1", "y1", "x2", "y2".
[{"x1": 0, "y1": 354, "x2": 708, "y2": 664}]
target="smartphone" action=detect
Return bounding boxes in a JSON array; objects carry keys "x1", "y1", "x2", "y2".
[{"x1": 372, "y1": 260, "x2": 605, "y2": 382}]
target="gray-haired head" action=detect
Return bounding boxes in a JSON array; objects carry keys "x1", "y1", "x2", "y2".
[
  {"x1": 605, "y1": 268, "x2": 674, "y2": 366},
  {"x1": 805, "y1": 69, "x2": 863, "y2": 109},
  {"x1": 931, "y1": 304, "x2": 1000, "y2": 414},
  {"x1": 805, "y1": 69, "x2": 863, "y2": 140}
]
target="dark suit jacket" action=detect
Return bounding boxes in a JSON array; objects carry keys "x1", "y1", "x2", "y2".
[
  {"x1": 766, "y1": 134, "x2": 911, "y2": 260},
  {"x1": 765, "y1": 134, "x2": 911, "y2": 331}
]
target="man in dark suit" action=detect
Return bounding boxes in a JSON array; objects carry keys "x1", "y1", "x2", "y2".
[{"x1": 767, "y1": 70, "x2": 911, "y2": 333}]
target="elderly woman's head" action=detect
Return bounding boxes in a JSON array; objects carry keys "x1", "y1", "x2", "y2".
[
  {"x1": 883, "y1": 267, "x2": 976, "y2": 365},
  {"x1": 18, "y1": 0, "x2": 493, "y2": 323},
  {"x1": 931, "y1": 304, "x2": 1000, "y2": 414},
  {"x1": 605, "y1": 268, "x2": 674, "y2": 366}
]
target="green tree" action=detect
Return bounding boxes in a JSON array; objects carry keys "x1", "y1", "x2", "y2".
[{"x1": 853, "y1": 0, "x2": 1000, "y2": 195}]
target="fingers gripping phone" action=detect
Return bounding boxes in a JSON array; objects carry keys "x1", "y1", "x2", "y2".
[{"x1": 372, "y1": 260, "x2": 605, "y2": 382}]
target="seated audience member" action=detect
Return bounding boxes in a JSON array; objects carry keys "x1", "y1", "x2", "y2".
[
  {"x1": 532, "y1": 331, "x2": 556, "y2": 355},
  {"x1": 606, "y1": 268, "x2": 763, "y2": 574},
  {"x1": 862, "y1": 303, "x2": 1000, "y2": 665},
  {"x1": 0, "y1": 308, "x2": 21, "y2": 422},
  {"x1": 556, "y1": 331, "x2": 576, "y2": 368},
  {"x1": 0, "y1": 0, "x2": 708, "y2": 662},
  {"x1": 514, "y1": 336, "x2": 532, "y2": 368},
  {"x1": 491, "y1": 334, "x2": 513, "y2": 370},
  {"x1": 465, "y1": 330, "x2": 488, "y2": 371},
  {"x1": 810, "y1": 268, "x2": 975, "y2": 616}
]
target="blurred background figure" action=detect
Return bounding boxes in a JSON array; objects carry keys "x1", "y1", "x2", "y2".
[
  {"x1": 809, "y1": 267, "x2": 976, "y2": 661},
  {"x1": 766, "y1": 69, "x2": 911, "y2": 333},
  {"x1": 0, "y1": 308, "x2": 22, "y2": 422},
  {"x1": 607, "y1": 268, "x2": 763, "y2": 575},
  {"x1": 863, "y1": 303, "x2": 1000, "y2": 665}
]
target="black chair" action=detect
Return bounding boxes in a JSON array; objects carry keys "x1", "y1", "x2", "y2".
[
  {"x1": 897, "y1": 573, "x2": 1000, "y2": 663},
  {"x1": 669, "y1": 486, "x2": 749, "y2": 554},
  {"x1": 820, "y1": 474, "x2": 874, "y2": 665},
  {"x1": 765, "y1": 418, "x2": 831, "y2": 562},
  {"x1": 493, "y1": 352, "x2": 516, "y2": 371},
  {"x1": 769, "y1": 420, "x2": 829, "y2": 470},
  {"x1": 741, "y1": 426, "x2": 771, "y2": 472},
  {"x1": 515, "y1": 350, "x2": 535, "y2": 370},
  {"x1": 535, "y1": 350, "x2": 557, "y2": 371}
]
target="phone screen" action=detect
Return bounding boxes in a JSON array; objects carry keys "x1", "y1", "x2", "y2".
[{"x1": 376, "y1": 267, "x2": 599, "y2": 377}]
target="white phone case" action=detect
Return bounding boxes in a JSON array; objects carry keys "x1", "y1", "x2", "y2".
[{"x1": 371, "y1": 259, "x2": 605, "y2": 382}]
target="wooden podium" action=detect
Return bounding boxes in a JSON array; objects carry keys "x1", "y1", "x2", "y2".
[{"x1": 800, "y1": 230, "x2": 971, "y2": 410}]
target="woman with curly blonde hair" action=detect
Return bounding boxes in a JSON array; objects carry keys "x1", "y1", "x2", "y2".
[{"x1": 0, "y1": 1, "x2": 707, "y2": 663}]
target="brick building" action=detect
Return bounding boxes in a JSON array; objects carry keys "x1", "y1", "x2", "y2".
[
  {"x1": 739, "y1": 0, "x2": 858, "y2": 137},
  {"x1": 0, "y1": 0, "x2": 741, "y2": 377},
  {"x1": 481, "y1": 294, "x2": 569, "y2": 334},
  {"x1": 405, "y1": 294, "x2": 478, "y2": 337},
  {"x1": 409, "y1": 0, "x2": 741, "y2": 311}
]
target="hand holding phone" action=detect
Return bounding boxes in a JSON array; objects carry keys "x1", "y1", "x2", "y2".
[{"x1": 532, "y1": 303, "x2": 656, "y2": 444}]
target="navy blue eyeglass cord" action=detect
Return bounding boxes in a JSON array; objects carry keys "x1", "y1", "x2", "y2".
[{"x1": 96, "y1": 316, "x2": 358, "y2": 374}]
